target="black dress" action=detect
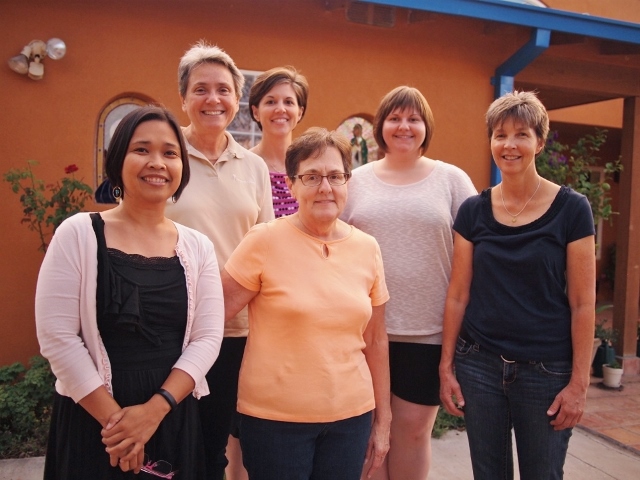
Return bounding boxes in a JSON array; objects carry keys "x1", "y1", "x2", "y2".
[{"x1": 43, "y1": 213, "x2": 206, "y2": 480}]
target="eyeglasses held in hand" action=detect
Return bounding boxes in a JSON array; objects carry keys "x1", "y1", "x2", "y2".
[
  {"x1": 141, "y1": 454, "x2": 177, "y2": 479},
  {"x1": 295, "y1": 173, "x2": 350, "y2": 187}
]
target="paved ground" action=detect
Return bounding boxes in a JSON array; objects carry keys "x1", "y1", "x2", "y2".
[
  {"x1": 581, "y1": 374, "x2": 640, "y2": 452},
  {"x1": 430, "y1": 427, "x2": 640, "y2": 479},
  {"x1": 2, "y1": 426, "x2": 640, "y2": 480}
]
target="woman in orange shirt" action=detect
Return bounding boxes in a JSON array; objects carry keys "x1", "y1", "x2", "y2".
[{"x1": 222, "y1": 127, "x2": 391, "y2": 480}]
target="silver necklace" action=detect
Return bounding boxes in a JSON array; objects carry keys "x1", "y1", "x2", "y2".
[
  {"x1": 266, "y1": 160, "x2": 285, "y2": 174},
  {"x1": 500, "y1": 178, "x2": 541, "y2": 223}
]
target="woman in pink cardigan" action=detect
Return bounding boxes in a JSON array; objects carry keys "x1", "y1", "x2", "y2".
[{"x1": 36, "y1": 105, "x2": 224, "y2": 479}]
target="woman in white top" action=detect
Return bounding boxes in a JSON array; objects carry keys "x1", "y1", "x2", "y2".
[
  {"x1": 249, "y1": 66, "x2": 309, "y2": 218},
  {"x1": 341, "y1": 86, "x2": 476, "y2": 479}
]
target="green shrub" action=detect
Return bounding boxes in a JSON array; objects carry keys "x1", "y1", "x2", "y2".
[
  {"x1": 0, "y1": 356, "x2": 55, "y2": 458},
  {"x1": 536, "y1": 129, "x2": 622, "y2": 226},
  {"x1": 432, "y1": 406, "x2": 466, "y2": 439},
  {"x1": 3, "y1": 161, "x2": 93, "y2": 253}
]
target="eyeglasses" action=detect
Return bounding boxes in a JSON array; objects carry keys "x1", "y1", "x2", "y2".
[
  {"x1": 295, "y1": 173, "x2": 350, "y2": 187},
  {"x1": 141, "y1": 454, "x2": 177, "y2": 479}
]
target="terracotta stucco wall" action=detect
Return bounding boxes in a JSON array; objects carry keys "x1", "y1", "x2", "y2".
[
  {"x1": 545, "y1": 0, "x2": 640, "y2": 23},
  {"x1": 1, "y1": 0, "x2": 633, "y2": 366}
]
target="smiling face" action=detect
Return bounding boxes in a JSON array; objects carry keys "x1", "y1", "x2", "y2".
[
  {"x1": 381, "y1": 108, "x2": 427, "y2": 156},
  {"x1": 181, "y1": 62, "x2": 240, "y2": 135},
  {"x1": 490, "y1": 118, "x2": 544, "y2": 176},
  {"x1": 286, "y1": 146, "x2": 348, "y2": 226},
  {"x1": 251, "y1": 82, "x2": 304, "y2": 137},
  {"x1": 120, "y1": 120, "x2": 183, "y2": 205}
]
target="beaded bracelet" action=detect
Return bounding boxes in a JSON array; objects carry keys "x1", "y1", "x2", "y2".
[{"x1": 157, "y1": 388, "x2": 177, "y2": 412}]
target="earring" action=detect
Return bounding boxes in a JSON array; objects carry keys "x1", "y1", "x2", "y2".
[
  {"x1": 172, "y1": 195, "x2": 177, "y2": 204},
  {"x1": 112, "y1": 186, "x2": 122, "y2": 200}
]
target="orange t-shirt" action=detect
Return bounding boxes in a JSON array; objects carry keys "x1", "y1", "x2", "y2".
[{"x1": 225, "y1": 217, "x2": 389, "y2": 423}]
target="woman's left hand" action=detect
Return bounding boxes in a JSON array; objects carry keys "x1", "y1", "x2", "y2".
[
  {"x1": 101, "y1": 399, "x2": 168, "y2": 471},
  {"x1": 551, "y1": 235, "x2": 595, "y2": 432},
  {"x1": 547, "y1": 382, "x2": 587, "y2": 430},
  {"x1": 363, "y1": 415, "x2": 391, "y2": 478},
  {"x1": 362, "y1": 304, "x2": 391, "y2": 478}
]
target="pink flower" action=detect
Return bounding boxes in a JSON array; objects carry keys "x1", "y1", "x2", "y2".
[{"x1": 64, "y1": 164, "x2": 79, "y2": 174}]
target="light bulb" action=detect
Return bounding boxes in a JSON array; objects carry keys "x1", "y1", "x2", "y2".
[
  {"x1": 46, "y1": 38, "x2": 66, "y2": 60},
  {"x1": 8, "y1": 54, "x2": 29, "y2": 75}
]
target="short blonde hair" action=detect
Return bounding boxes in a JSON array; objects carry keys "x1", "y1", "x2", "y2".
[
  {"x1": 178, "y1": 40, "x2": 244, "y2": 99},
  {"x1": 373, "y1": 86, "x2": 435, "y2": 155},
  {"x1": 485, "y1": 91, "x2": 549, "y2": 143}
]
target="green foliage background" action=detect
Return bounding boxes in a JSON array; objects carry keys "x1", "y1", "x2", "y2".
[
  {"x1": 536, "y1": 128, "x2": 622, "y2": 225},
  {"x1": 0, "y1": 356, "x2": 55, "y2": 458}
]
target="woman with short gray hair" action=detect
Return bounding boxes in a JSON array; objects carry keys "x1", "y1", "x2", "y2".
[{"x1": 165, "y1": 40, "x2": 274, "y2": 480}]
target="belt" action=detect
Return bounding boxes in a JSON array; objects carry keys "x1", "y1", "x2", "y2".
[{"x1": 459, "y1": 326, "x2": 537, "y2": 364}]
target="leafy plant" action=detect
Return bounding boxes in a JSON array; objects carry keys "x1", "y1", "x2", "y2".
[
  {"x1": 432, "y1": 407, "x2": 466, "y2": 439},
  {"x1": 536, "y1": 129, "x2": 622, "y2": 225},
  {"x1": 0, "y1": 356, "x2": 55, "y2": 458},
  {"x1": 595, "y1": 319, "x2": 619, "y2": 346},
  {"x1": 606, "y1": 360, "x2": 622, "y2": 369},
  {"x1": 3, "y1": 161, "x2": 93, "y2": 253}
]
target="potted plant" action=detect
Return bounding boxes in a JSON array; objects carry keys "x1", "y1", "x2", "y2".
[
  {"x1": 592, "y1": 320, "x2": 618, "y2": 378},
  {"x1": 602, "y1": 359, "x2": 623, "y2": 388}
]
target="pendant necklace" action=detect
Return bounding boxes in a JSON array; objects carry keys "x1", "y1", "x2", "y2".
[
  {"x1": 266, "y1": 159, "x2": 286, "y2": 174},
  {"x1": 500, "y1": 178, "x2": 541, "y2": 223}
]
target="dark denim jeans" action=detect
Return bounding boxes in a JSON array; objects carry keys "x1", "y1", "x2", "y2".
[
  {"x1": 239, "y1": 411, "x2": 372, "y2": 480},
  {"x1": 454, "y1": 337, "x2": 573, "y2": 480}
]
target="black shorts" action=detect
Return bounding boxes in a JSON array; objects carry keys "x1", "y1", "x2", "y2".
[{"x1": 389, "y1": 341, "x2": 441, "y2": 406}]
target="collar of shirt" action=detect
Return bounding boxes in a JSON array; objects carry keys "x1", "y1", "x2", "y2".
[{"x1": 183, "y1": 130, "x2": 244, "y2": 166}]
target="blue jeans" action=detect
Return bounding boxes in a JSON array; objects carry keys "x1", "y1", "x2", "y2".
[
  {"x1": 454, "y1": 337, "x2": 573, "y2": 480},
  {"x1": 239, "y1": 411, "x2": 372, "y2": 480}
]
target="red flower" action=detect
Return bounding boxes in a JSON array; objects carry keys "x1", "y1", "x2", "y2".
[{"x1": 64, "y1": 164, "x2": 79, "y2": 174}]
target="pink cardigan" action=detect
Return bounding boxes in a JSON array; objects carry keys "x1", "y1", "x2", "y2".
[{"x1": 35, "y1": 213, "x2": 224, "y2": 402}]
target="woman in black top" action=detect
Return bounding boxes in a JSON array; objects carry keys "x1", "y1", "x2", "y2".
[
  {"x1": 439, "y1": 91, "x2": 595, "y2": 480},
  {"x1": 37, "y1": 106, "x2": 224, "y2": 479}
]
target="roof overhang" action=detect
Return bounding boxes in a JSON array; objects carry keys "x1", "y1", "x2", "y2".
[
  {"x1": 367, "y1": 0, "x2": 640, "y2": 45},
  {"x1": 366, "y1": 0, "x2": 640, "y2": 111}
]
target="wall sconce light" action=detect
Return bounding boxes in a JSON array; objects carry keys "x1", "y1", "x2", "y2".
[{"x1": 8, "y1": 38, "x2": 66, "y2": 80}]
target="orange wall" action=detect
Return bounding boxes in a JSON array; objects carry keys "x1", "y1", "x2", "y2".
[
  {"x1": 0, "y1": 0, "x2": 628, "y2": 365},
  {"x1": 549, "y1": 100, "x2": 624, "y2": 128},
  {"x1": 545, "y1": 0, "x2": 640, "y2": 23}
]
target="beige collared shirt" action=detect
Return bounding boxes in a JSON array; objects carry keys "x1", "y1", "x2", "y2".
[{"x1": 165, "y1": 131, "x2": 274, "y2": 336}]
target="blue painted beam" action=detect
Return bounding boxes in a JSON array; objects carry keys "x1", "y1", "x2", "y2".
[
  {"x1": 494, "y1": 28, "x2": 550, "y2": 79},
  {"x1": 367, "y1": 0, "x2": 640, "y2": 44}
]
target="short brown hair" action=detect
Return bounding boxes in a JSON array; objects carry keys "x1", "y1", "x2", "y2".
[
  {"x1": 285, "y1": 127, "x2": 351, "y2": 179},
  {"x1": 249, "y1": 66, "x2": 309, "y2": 131},
  {"x1": 485, "y1": 91, "x2": 549, "y2": 143},
  {"x1": 373, "y1": 86, "x2": 435, "y2": 155},
  {"x1": 178, "y1": 40, "x2": 244, "y2": 100}
]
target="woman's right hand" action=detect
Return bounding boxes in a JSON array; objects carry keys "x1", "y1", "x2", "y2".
[
  {"x1": 439, "y1": 366, "x2": 465, "y2": 416},
  {"x1": 101, "y1": 397, "x2": 169, "y2": 471}
]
